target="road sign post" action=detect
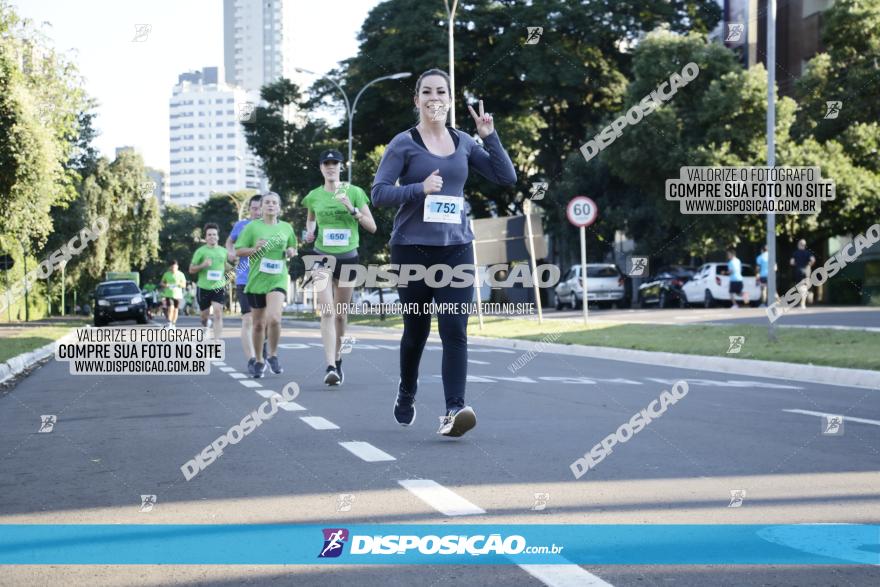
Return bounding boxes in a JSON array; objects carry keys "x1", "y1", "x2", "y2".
[
  {"x1": 566, "y1": 196, "x2": 598, "y2": 325},
  {"x1": 469, "y1": 218, "x2": 485, "y2": 330}
]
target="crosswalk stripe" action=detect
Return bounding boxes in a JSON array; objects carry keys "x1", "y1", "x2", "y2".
[
  {"x1": 300, "y1": 416, "x2": 339, "y2": 430},
  {"x1": 520, "y1": 564, "x2": 614, "y2": 586},
  {"x1": 219, "y1": 366, "x2": 236, "y2": 372},
  {"x1": 277, "y1": 401, "x2": 306, "y2": 412},
  {"x1": 238, "y1": 380, "x2": 262, "y2": 388},
  {"x1": 397, "y1": 479, "x2": 485, "y2": 516},
  {"x1": 783, "y1": 409, "x2": 880, "y2": 426},
  {"x1": 339, "y1": 441, "x2": 395, "y2": 462},
  {"x1": 228, "y1": 372, "x2": 247, "y2": 379}
]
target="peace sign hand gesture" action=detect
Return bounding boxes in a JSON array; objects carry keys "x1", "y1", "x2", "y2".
[{"x1": 467, "y1": 99, "x2": 494, "y2": 139}]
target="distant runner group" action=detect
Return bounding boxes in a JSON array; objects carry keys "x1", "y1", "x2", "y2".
[{"x1": 152, "y1": 69, "x2": 515, "y2": 439}]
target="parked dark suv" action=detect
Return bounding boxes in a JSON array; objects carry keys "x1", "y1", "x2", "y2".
[
  {"x1": 637, "y1": 266, "x2": 697, "y2": 308},
  {"x1": 93, "y1": 280, "x2": 147, "y2": 326}
]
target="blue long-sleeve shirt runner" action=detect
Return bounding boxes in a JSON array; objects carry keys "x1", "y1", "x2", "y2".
[{"x1": 371, "y1": 128, "x2": 517, "y2": 246}]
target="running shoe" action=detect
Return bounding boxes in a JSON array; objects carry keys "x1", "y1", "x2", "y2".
[
  {"x1": 253, "y1": 361, "x2": 266, "y2": 379},
  {"x1": 247, "y1": 357, "x2": 256, "y2": 376},
  {"x1": 437, "y1": 406, "x2": 477, "y2": 437},
  {"x1": 324, "y1": 366, "x2": 340, "y2": 386},
  {"x1": 336, "y1": 358, "x2": 344, "y2": 384},
  {"x1": 393, "y1": 383, "x2": 416, "y2": 427},
  {"x1": 267, "y1": 355, "x2": 283, "y2": 375}
]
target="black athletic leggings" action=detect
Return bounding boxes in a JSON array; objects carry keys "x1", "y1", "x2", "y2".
[{"x1": 391, "y1": 243, "x2": 474, "y2": 411}]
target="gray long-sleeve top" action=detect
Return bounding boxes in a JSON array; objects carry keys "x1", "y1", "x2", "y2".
[{"x1": 371, "y1": 128, "x2": 517, "y2": 246}]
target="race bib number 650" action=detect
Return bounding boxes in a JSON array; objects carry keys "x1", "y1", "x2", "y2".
[{"x1": 423, "y1": 195, "x2": 463, "y2": 224}]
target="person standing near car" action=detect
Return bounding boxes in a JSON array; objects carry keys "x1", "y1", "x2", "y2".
[
  {"x1": 756, "y1": 245, "x2": 769, "y2": 307},
  {"x1": 160, "y1": 260, "x2": 186, "y2": 328},
  {"x1": 189, "y1": 223, "x2": 228, "y2": 340},
  {"x1": 371, "y1": 68, "x2": 517, "y2": 437},
  {"x1": 726, "y1": 248, "x2": 748, "y2": 308},
  {"x1": 303, "y1": 149, "x2": 377, "y2": 386},
  {"x1": 790, "y1": 239, "x2": 815, "y2": 309}
]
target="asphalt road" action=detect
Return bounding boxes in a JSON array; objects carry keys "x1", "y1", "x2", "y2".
[{"x1": 1, "y1": 317, "x2": 878, "y2": 585}]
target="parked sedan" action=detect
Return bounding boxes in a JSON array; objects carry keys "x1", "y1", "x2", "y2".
[
  {"x1": 637, "y1": 266, "x2": 697, "y2": 309},
  {"x1": 93, "y1": 280, "x2": 148, "y2": 326},
  {"x1": 680, "y1": 263, "x2": 761, "y2": 308},
  {"x1": 554, "y1": 264, "x2": 626, "y2": 310}
]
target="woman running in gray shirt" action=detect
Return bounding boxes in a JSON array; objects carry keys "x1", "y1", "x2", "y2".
[{"x1": 371, "y1": 68, "x2": 517, "y2": 437}]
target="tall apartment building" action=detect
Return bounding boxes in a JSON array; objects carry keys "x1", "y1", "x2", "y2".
[
  {"x1": 168, "y1": 66, "x2": 265, "y2": 207},
  {"x1": 223, "y1": 0, "x2": 295, "y2": 93},
  {"x1": 713, "y1": 0, "x2": 836, "y2": 94}
]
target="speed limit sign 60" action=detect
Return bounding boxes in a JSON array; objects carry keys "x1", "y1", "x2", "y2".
[{"x1": 566, "y1": 196, "x2": 598, "y2": 228}]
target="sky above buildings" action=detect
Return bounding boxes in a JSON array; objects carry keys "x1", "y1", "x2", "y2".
[{"x1": 12, "y1": 0, "x2": 381, "y2": 171}]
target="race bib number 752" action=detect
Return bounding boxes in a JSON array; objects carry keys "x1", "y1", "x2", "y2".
[{"x1": 423, "y1": 195, "x2": 463, "y2": 224}]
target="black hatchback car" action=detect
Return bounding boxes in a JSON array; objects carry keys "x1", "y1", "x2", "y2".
[
  {"x1": 93, "y1": 280, "x2": 147, "y2": 326},
  {"x1": 637, "y1": 266, "x2": 697, "y2": 308}
]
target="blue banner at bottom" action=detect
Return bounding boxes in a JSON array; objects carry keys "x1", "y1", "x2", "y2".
[{"x1": 0, "y1": 524, "x2": 877, "y2": 565}]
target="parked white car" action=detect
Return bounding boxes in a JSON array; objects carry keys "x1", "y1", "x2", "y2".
[
  {"x1": 359, "y1": 288, "x2": 400, "y2": 308},
  {"x1": 680, "y1": 262, "x2": 761, "y2": 308},
  {"x1": 554, "y1": 264, "x2": 626, "y2": 309}
]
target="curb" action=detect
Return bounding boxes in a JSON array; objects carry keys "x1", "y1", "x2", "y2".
[
  {"x1": 318, "y1": 321, "x2": 880, "y2": 390},
  {"x1": 0, "y1": 341, "x2": 57, "y2": 385}
]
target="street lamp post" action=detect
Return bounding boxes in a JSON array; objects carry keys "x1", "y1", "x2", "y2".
[
  {"x1": 444, "y1": 0, "x2": 459, "y2": 127},
  {"x1": 295, "y1": 68, "x2": 411, "y2": 183}
]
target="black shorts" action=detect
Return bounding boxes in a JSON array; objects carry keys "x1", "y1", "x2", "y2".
[
  {"x1": 312, "y1": 254, "x2": 360, "y2": 281},
  {"x1": 162, "y1": 297, "x2": 180, "y2": 308},
  {"x1": 729, "y1": 281, "x2": 744, "y2": 294},
  {"x1": 197, "y1": 287, "x2": 225, "y2": 309},
  {"x1": 236, "y1": 285, "x2": 251, "y2": 314},
  {"x1": 246, "y1": 288, "x2": 287, "y2": 310},
  {"x1": 759, "y1": 276, "x2": 768, "y2": 285}
]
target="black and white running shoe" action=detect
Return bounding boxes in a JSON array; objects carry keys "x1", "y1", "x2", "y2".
[
  {"x1": 437, "y1": 406, "x2": 476, "y2": 437},
  {"x1": 336, "y1": 358, "x2": 344, "y2": 384},
  {"x1": 267, "y1": 355, "x2": 283, "y2": 375},
  {"x1": 324, "y1": 366, "x2": 341, "y2": 386}
]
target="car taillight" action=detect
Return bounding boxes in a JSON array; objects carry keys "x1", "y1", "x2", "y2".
[
  {"x1": 671, "y1": 279, "x2": 682, "y2": 287},
  {"x1": 618, "y1": 276, "x2": 624, "y2": 286},
  {"x1": 715, "y1": 276, "x2": 721, "y2": 286}
]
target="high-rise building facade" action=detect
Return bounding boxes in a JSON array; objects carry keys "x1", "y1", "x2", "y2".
[
  {"x1": 223, "y1": 0, "x2": 294, "y2": 92},
  {"x1": 168, "y1": 66, "x2": 264, "y2": 207}
]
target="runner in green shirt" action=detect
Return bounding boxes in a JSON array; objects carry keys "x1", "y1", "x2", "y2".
[
  {"x1": 302, "y1": 149, "x2": 376, "y2": 386},
  {"x1": 235, "y1": 191, "x2": 298, "y2": 378},
  {"x1": 160, "y1": 261, "x2": 186, "y2": 328},
  {"x1": 189, "y1": 223, "x2": 229, "y2": 340}
]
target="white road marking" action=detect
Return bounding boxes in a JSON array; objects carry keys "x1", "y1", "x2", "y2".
[
  {"x1": 253, "y1": 388, "x2": 277, "y2": 398},
  {"x1": 212, "y1": 361, "x2": 226, "y2": 366},
  {"x1": 277, "y1": 401, "x2": 306, "y2": 412},
  {"x1": 219, "y1": 366, "x2": 236, "y2": 372},
  {"x1": 238, "y1": 380, "x2": 263, "y2": 388},
  {"x1": 783, "y1": 409, "x2": 880, "y2": 427},
  {"x1": 300, "y1": 416, "x2": 339, "y2": 430},
  {"x1": 520, "y1": 564, "x2": 614, "y2": 587},
  {"x1": 397, "y1": 479, "x2": 486, "y2": 516},
  {"x1": 228, "y1": 372, "x2": 247, "y2": 379},
  {"x1": 468, "y1": 359, "x2": 490, "y2": 365},
  {"x1": 339, "y1": 441, "x2": 395, "y2": 462}
]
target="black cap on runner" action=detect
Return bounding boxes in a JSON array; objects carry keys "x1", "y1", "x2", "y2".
[{"x1": 319, "y1": 149, "x2": 344, "y2": 164}]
